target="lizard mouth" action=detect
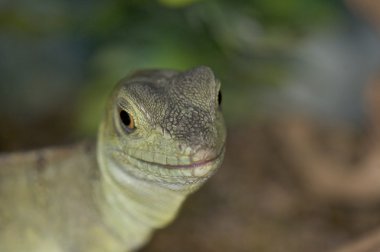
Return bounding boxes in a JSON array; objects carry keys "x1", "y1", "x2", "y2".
[{"x1": 126, "y1": 146, "x2": 225, "y2": 171}]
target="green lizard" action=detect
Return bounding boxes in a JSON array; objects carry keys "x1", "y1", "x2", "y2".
[{"x1": 0, "y1": 66, "x2": 226, "y2": 252}]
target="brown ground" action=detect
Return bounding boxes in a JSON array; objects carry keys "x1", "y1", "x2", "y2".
[{"x1": 140, "y1": 120, "x2": 380, "y2": 252}]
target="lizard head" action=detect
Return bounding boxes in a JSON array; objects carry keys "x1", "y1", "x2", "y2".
[{"x1": 98, "y1": 66, "x2": 226, "y2": 193}]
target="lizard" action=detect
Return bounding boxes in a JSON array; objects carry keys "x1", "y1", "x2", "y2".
[{"x1": 0, "y1": 66, "x2": 226, "y2": 252}]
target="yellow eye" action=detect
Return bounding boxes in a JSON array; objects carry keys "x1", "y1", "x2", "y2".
[{"x1": 119, "y1": 110, "x2": 135, "y2": 131}]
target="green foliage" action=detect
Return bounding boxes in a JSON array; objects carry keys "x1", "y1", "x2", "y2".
[
  {"x1": 0, "y1": 0, "x2": 344, "y2": 134},
  {"x1": 158, "y1": 0, "x2": 203, "y2": 8},
  {"x1": 252, "y1": 0, "x2": 341, "y2": 29}
]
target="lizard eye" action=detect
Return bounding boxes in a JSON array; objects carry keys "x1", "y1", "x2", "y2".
[
  {"x1": 119, "y1": 110, "x2": 135, "y2": 131},
  {"x1": 217, "y1": 91, "x2": 222, "y2": 106}
]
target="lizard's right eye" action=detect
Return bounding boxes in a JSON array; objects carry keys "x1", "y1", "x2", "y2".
[
  {"x1": 119, "y1": 110, "x2": 135, "y2": 131},
  {"x1": 217, "y1": 91, "x2": 222, "y2": 106}
]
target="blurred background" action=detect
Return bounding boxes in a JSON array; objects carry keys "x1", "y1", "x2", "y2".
[
  {"x1": 1, "y1": 0, "x2": 380, "y2": 251},
  {"x1": 1, "y1": 0, "x2": 369, "y2": 150}
]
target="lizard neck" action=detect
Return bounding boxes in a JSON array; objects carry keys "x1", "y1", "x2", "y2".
[{"x1": 95, "y1": 133, "x2": 187, "y2": 251}]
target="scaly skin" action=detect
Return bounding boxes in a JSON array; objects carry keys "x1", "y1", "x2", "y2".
[{"x1": 0, "y1": 66, "x2": 226, "y2": 252}]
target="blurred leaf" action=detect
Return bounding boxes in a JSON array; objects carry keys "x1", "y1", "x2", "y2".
[{"x1": 158, "y1": 0, "x2": 202, "y2": 8}]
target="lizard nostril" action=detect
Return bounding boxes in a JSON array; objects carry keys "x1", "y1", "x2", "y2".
[{"x1": 178, "y1": 144, "x2": 185, "y2": 151}]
